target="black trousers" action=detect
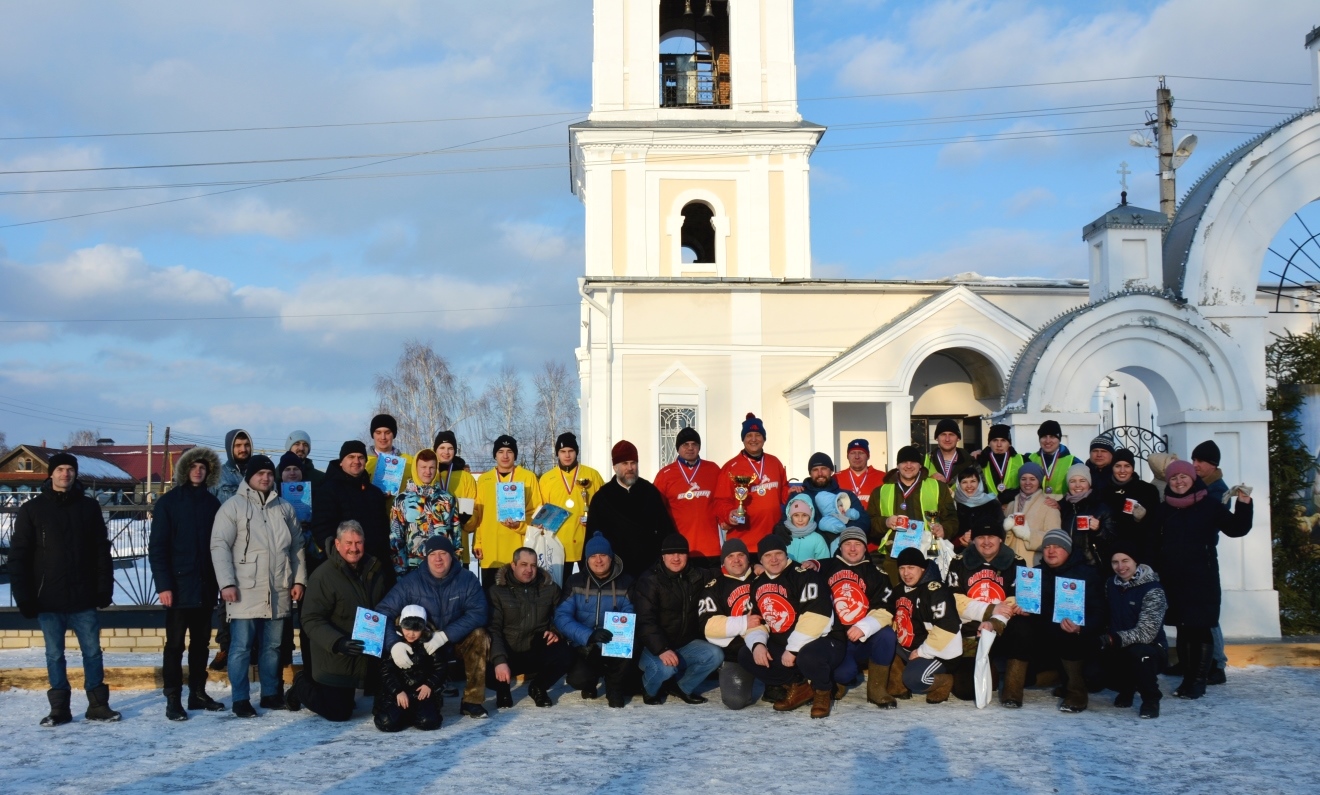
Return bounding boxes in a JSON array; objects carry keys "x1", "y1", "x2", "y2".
[
  {"x1": 163, "y1": 605, "x2": 213, "y2": 691},
  {"x1": 566, "y1": 645, "x2": 634, "y2": 696},
  {"x1": 375, "y1": 693, "x2": 442, "y2": 732},
  {"x1": 487, "y1": 635, "x2": 572, "y2": 692},
  {"x1": 213, "y1": 603, "x2": 230, "y2": 652},
  {"x1": 1105, "y1": 643, "x2": 1165, "y2": 698},
  {"x1": 737, "y1": 637, "x2": 848, "y2": 692},
  {"x1": 290, "y1": 674, "x2": 357, "y2": 722},
  {"x1": 1014, "y1": 613, "x2": 1094, "y2": 663}
]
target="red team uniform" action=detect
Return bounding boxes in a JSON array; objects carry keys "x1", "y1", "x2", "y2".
[{"x1": 653, "y1": 457, "x2": 724, "y2": 559}]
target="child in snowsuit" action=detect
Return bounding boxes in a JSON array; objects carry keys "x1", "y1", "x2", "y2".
[{"x1": 374, "y1": 605, "x2": 445, "y2": 732}]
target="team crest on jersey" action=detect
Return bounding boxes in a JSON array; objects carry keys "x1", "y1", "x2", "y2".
[
  {"x1": 966, "y1": 570, "x2": 1007, "y2": 604},
  {"x1": 757, "y1": 592, "x2": 798, "y2": 633},
  {"x1": 894, "y1": 597, "x2": 915, "y2": 648},
  {"x1": 830, "y1": 579, "x2": 870, "y2": 626},
  {"x1": 927, "y1": 581, "x2": 942, "y2": 591}
]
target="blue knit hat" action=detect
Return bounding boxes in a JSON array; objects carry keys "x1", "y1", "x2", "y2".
[
  {"x1": 583, "y1": 532, "x2": 613, "y2": 559},
  {"x1": 741, "y1": 412, "x2": 766, "y2": 439},
  {"x1": 1018, "y1": 461, "x2": 1045, "y2": 481}
]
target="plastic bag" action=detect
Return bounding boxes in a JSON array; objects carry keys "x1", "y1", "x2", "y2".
[
  {"x1": 974, "y1": 627, "x2": 997, "y2": 709},
  {"x1": 525, "y1": 525, "x2": 566, "y2": 587}
]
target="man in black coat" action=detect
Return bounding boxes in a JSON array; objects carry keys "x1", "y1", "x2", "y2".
[
  {"x1": 486, "y1": 548, "x2": 571, "y2": 709},
  {"x1": 631, "y1": 533, "x2": 722, "y2": 705},
  {"x1": 586, "y1": 440, "x2": 677, "y2": 579},
  {"x1": 9, "y1": 452, "x2": 120, "y2": 726},
  {"x1": 149, "y1": 446, "x2": 225, "y2": 720},
  {"x1": 309, "y1": 441, "x2": 392, "y2": 584}
]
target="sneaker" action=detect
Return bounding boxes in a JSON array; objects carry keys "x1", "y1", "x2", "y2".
[
  {"x1": 232, "y1": 700, "x2": 258, "y2": 719},
  {"x1": 460, "y1": 702, "x2": 488, "y2": 719},
  {"x1": 642, "y1": 691, "x2": 666, "y2": 705}
]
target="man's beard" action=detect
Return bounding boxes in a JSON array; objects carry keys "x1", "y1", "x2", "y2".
[{"x1": 619, "y1": 473, "x2": 638, "y2": 488}]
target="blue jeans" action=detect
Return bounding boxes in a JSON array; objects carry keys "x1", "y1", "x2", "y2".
[
  {"x1": 833, "y1": 626, "x2": 898, "y2": 684},
  {"x1": 228, "y1": 618, "x2": 285, "y2": 703},
  {"x1": 639, "y1": 639, "x2": 723, "y2": 697},
  {"x1": 38, "y1": 610, "x2": 104, "y2": 691},
  {"x1": 1211, "y1": 625, "x2": 1227, "y2": 667}
]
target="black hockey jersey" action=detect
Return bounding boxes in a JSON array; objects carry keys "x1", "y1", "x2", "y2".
[
  {"x1": 744, "y1": 565, "x2": 838, "y2": 652},
  {"x1": 818, "y1": 555, "x2": 894, "y2": 641},
  {"x1": 944, "y1": 545, "x2": 1024, "y2": 634},
  {"x1": 698, "y1": 570, "x2": 755, "y2": 660},
  {"x1": 878, "y1": 578, "x2": 961, "y2": 660}
]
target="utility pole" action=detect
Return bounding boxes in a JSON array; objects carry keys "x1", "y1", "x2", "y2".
[
  {"x1": 146, "y1": 421, "x2": 153, "y2": 502},
  {"x1": 1146, "y1": 76, "x2": 1178, "y2": 220},
  {"x1": 163, "y1": 426, "x2": 172, "y2": 488}
]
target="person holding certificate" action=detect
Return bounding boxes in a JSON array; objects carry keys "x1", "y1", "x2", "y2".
[
  {"x1": 867, "y1": 445, "x2": 958, "y2": 584},
  {"x1": 537, "y1": 432, "x2": 604, "y2": 577},
  {"x1": 1029, "y1": 529, "x2": 1104, "y2": 713},
  {"x1": 473, "y1": 434, "x2": 542, "y2": 589},
  {"x1": 364, "y1": 414, "x2": 413, "y2": 496}
]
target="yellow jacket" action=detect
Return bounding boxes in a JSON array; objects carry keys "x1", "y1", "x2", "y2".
[
  {"x1": 437, "y1": 464, "x2": 478, "y2": 565},
  {"x1": 472, "y1": 467, "x2": 542, "y2": 569},
  {"x1": 538, "y1": 464, "x2": 605, "y2": 562}
]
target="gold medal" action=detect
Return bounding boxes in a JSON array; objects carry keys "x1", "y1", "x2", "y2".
[{"x1": 565, "y1": 498, "x2": 575, "y2": 509}]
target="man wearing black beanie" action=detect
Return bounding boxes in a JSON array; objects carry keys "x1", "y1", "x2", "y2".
[
  {"x1": 308, "y1": 440, "x2": 392, "y2": 585},
  {"x1": 632, "y1": 533, "x2": 723, "y2": 705},
  {"x1": 654, "y1": 426, "x2": 723, "y2": 566}
]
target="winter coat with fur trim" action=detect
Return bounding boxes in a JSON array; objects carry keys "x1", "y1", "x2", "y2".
[{"x1": 149, "y1": 447, "x2": 223, "y2": 608}]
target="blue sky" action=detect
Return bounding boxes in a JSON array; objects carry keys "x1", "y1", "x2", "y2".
[{"x1": 0, "y1": 0, "x2": 1316, "y2": 460}]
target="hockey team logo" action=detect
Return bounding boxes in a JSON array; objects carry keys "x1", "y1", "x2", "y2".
[
  {"x1": 728, "y1": 584, "x2": 752, "y2": 616},
  {"x1": 966, "y1": 580, "x2": 1006, "y2": 605},
  {"x1": 894, "y1": 598, "x2": 915, "y2": 648},
  {"x1": 757, "y1": 592, "x2": 797, "y2": 633},
  {"x1": 830, "y1": 580, "x2": 870, "y2": 626}
]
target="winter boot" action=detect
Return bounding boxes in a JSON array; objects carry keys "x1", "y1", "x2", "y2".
[
  {"x1": 528, "y1": 685, "x2": 553, "y2": 708},
  {"x1": 887, "y1": 657, "x2": 911, "y2": 699},
  {"x1": 1208, "y1": 665, "x2": 1227, "y2": 686},
  {"x1": 772, "y1": 680, "x2": 815, "y2": 712},
  {"x1": 208, "y1": 650, "x2": 228, "y2": 672},
  {"x1": 809, "y1": 689, "x2": 833, "y2": 719},
  {"x1": 1139, "y1": 692, "x2": 1161, "y2": 719},
  {"x1": 866, "y1": 663, "x2": 897, "y2": 709},
  {"x1": 1174, "y1": 642, "x2": 1212, "y2": 699},
  {"x1": 495, "y1": 683, "x2": 514, "y2": 709},
  {"x1": 232, "y1": 699, "x2": 257, "y2": 718},
  {"x1": 1058, "y1": 660, "x2": 1088, "y2": 713},
  {"x1": 85, "y1": 684, "x2": 122, "y2": 722},
  {"x1": 259, "y1": 694, "x2": 286, "y2": 711},
  {"x1": 40, "y1": 688, "x2": 72, "y2": 727},
  {"x1": 1113, "y1": 691, "x2": 1134, "y2": 709},
  {"x1": 581, "y1": 685, "x2": 598, "y2": 700},
  {"x1": 164, "y1": 687, "x2": 188, "y2": 721},
  {"x1": 188, "y1": 690, "x2": 225, "y2": 711},
  {"x1": 925, "y1": 674, "x2": 954, "y2": 704},
  {"x1": 832, "y1": 682, "x2": 847, "y2": 701},
  {"x1": 761, "y1": 684, "x2": 787, "y2": 704},
  {"x1": 1001, "y1": 658, "x2": 1028, "y2": 708}
]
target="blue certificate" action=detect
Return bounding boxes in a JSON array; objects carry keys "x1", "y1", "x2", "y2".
[
  {"x1": 890, "y1": 520, "x2": 925, "y2": 556},
  {"x1": 601, "y1": 611, "x2": 636, "y2": 659},
  {"x1": 281, "y1": 481, "x2": 312, "y2": 523},
  {"x1": 351, "y1": 606, "x2": 388, "y2": 658},
  {"x1": 1016, "y1": 566, "x2": 1041, "y2": 614},
  {"x1": 530, "y1": 504, "x2": 571, "y2": 533},
  {"x1": 496, "y1": 481, "x2": 526, "y2": 524},
  {"x1": 1053, "y1": 577, "x2": 1086, "y2": 625},
  {"x1": 373, "y1": 454, "x2": 406, "y2": 495}
]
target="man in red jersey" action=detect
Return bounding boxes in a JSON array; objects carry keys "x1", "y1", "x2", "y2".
[
  {"x1": 653, "y1": 427, "x2": 722, "y2": 567},
  {"x1": 834, "y1": 438, "x2": 885, "y2": 509},
  {"x1": 712, "y1": 413, "x2": 788, "y2": 555}
]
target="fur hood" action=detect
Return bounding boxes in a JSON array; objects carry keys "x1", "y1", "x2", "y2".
[{"x1": 175, "y1": 446, "x2": 222, "y2": 488}]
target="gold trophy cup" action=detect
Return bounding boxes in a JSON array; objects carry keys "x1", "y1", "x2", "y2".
[
  {"x1": 731, "y1": 475, "x2": 754, "y2": 525},
  {"x1": 577, "y1": 478, "x2": 592, "y2": 525}
]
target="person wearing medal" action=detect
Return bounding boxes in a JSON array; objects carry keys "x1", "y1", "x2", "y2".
[
  {"x1": 712, "y1": 413, "x2": 789, "y2": 554},
  {"x1": 973, "y1": 424, "x2": 1024, "y2": 504},
  {"x1": 867, "y1": 445, "x2": 958, "y2": 584},
  {"x1": 1028, "y1": 420, "x2": 1077, "y2": 502},
  {"x1": 923, "y1": 419, "x2": 972, "y2": 490},
  {"x1": 834, "y1": 438, "x2": 885, "y2": 509},
  {"x1": 538, "y1": 432, "x2": 605, "y2": 577},
  {"x1": 653, "y1": 427, "x2": 723, "y2": 567},
  {"x1": 472, "y1": 435, "x2": 543, "y2": 589},
  {"x1": 433, "y1": 431, "x2": 478, "y2": 566}
]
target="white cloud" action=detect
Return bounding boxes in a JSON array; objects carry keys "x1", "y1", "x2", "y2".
[
  {"x1": 1005, "y1": 186, "x2": 1057, "y2": 216},
  {"x1": 880, "y1": 227, "x2": 1080, "y2": 279},
  {"x1": 498, "y1": 220, "x2": 572, "y2": 262},
  {"x1": 192, "y1": 196, "x2": 305, "y2": 239}
]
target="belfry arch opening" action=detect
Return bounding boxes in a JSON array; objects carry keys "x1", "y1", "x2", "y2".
[
  {"x1": 659, "y1": 0, "x2": 730, "y2": 108},
  {"x1": 679, "y1": 201, "x2": 716, "y2": 264}
]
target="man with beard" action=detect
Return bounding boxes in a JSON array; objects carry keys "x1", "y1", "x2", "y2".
[
  {"x1": 800, "y1": 452, "x2": 867, "y2": 547},
  {"x1": 587, "y1": 440, "x2": 677, "y2": 579}
]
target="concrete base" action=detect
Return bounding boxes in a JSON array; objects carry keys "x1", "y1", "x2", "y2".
[{"x1": 0, "y1": 664, "x2": 301, "y2": 692}]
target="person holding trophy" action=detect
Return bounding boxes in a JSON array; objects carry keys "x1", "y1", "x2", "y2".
[{"x1": 712, "y1": 413, "x2": 788, "y2": 555}]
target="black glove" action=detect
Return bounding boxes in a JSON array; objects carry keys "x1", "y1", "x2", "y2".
[
  {"x1": 334, "y1": 637, "x2": 366, "y2": 657},
  {"x1": 1098, "y1": 633, "x2": 1120, "y2": 651},
  {"x1": 18, "y1": 602, "x2": 38, "y2": 620},
  {"x1": 587, "y1": 628, "x2": 613, "y2": 645},
  {"x1": 98, "y1": 595, "x2": 113, "y2": 609}
]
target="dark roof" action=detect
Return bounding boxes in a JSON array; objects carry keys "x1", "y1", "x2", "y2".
[
  {"x1": 0, "y1": 445, "x2": 138, "y2": 485},
  {"x1": 1306, "y1": 26, "x2": 1320, "y2": 48},
  {"x1": 67, "y1": 444, "x2": 194, "y2": 483},
  {"x1": 1162, "y1": 106, "x2": 1320, "y2": 298},
  {"x1": 1082, "y1": 203, "x2": 1167, "y2": 237}
]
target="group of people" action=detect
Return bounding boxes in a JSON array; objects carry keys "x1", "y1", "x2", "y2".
[{"x1": 8, "y1": 410, "x2": 1252, "y2": 727}]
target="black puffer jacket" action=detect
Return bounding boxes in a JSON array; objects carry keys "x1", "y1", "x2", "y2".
[
  {"x1": 9, "y1": 481, "x2": 114, "y2": 615},
  {"x1": 488, "y1": 564, "x2": 562, "y2": 666},
  {"x1": 1039, "y1": 555, "x2": 1105, "y2": 639},
  {"x1": 1153, "y1": 483, "x2": 1252, "y2": 628},
  {"x1": 586, "y1": 477, "x2": 677, "y2": 579},
  {"x1": 309, "y1": 459, "x2": 392, "y2": 569},
  {"x1": 1057, "y1": 491, "x2": 1116, "y2": 569},
  {"x1": 301, "y1": 546, "x2": 391, "y2": 688},
  {"x1": 631, "y1": 561, "x2": 711, "y2": 656},
  {"x1": 375, "y1": 636, "x2": 445, "y2": 715},
  {"x1": 148, "y1": 447, "x2": 223, "y2": 608},
  {"x1": 1104, "y1": 475, "x2": 1162, "y2": 565}
]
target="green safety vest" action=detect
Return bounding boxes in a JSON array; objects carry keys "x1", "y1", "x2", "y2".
[
  {"x1": 876, "y1": 478, "x2": 943, "y2": 556},
  {"x1": 1028, "y1": 451, "x2": 1076, "y2": 495},
  {"x1": 982, "y1": 454, "x2": 1024, "y2": 496}
]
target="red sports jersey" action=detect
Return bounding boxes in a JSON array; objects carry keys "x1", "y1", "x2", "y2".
[
  {"x1": 712, "y1": 451, "x2": 788, "y2": 553},
  {"x1": 653, "y1": 457, "x2": 723, "y2": 558},
  {"x1": 834, "y1": 466, "x2": 886, "y2": 507}
]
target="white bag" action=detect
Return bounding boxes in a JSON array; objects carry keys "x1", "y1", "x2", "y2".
[
  {"x1": 525, "y1": 526, "x2": 566, "y2": 587},
  {"x1": 974, "y1": 627, "x2": 997, "y2": 709}
]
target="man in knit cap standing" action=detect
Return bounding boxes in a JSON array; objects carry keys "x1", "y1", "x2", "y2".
[
  {"x1": 1190, "y1": 439, "x2": 1231, "y2": 685},
  {"x1": 712, "y1": 413, "x2": 788, "y2": 554},
  {"x1": 538, "y1": 432, "x2": 605, "y2": 577},
  {"x1": 654, "y1": 427, "x2": 723, "y2": 567},
  {"x1": 472, "y1": 434, "x2": 542, "y2": 589},
  {"x1": 587, "y1": 440, "x2": 676, "y2": 579},
  {"x1": 364, "y1": 413, "x2": 413, "y2": 495}
]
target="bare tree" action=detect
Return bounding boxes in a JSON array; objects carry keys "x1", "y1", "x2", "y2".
[
  {"x1": 475, "y1": 365, "x2": 528, "y2": 468},
  {"x1": 373, "y1": 340, "x2": 482, "y2": 455},
  {"x1": 0, "y1": 429, "x2": 8, "y2": 457},
  {"x1": 527, "y1": 360, "x2": 580, "y2": 472},
  {"x1": 65, "y1": 428, "x2": 100, "y2": 448}
]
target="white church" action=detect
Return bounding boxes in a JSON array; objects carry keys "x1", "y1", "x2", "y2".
[{"x1": 571, "y1": 0, "x2": 1320, "y2": 640}]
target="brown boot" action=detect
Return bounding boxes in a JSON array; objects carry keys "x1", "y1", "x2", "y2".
[
  {"x1": 925, "y1": 673, "x2": 954, "y2": 704},
  {"x1": 867, "y1": 663, "x2": 897, "y2": 709},
  {"x1": 772, "y1": 681, "x2": 814, "y2": 712},
  {"x1": 887, "y1": 657, "x2": 910, "y2": 699},
  {"x1": 1001, "y1": 659, "x2": 1028, "y2": 709},
  {"x1": 810, "y1": 689, "x2": 833, "y2": 719},
  {"x1": 832, "y1": 682, "x2": 847, "y2": 701},
  {"x1": 1059, "y1": 660, "x2": 1088, "y2": 713}
]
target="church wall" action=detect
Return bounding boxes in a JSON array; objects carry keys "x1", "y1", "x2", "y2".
[
  {"x1": 833, "y1": 402, "x2": 888, "y2": 471},
  {"x1": 758, "y1": 291, "x2": 929, "y2": 347}
]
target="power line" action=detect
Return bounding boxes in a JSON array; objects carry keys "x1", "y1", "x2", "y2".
[{"x1": 0, "y1": 301, "x2": 579, "y2": 324}]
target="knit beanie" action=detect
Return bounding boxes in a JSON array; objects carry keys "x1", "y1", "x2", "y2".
[
  {"x1": 896, "y1": 445, "x2": 923, "y2": 465},
  {"x1": 245, "y1": 455, "x2": 276, "y2": 483},
  {"x1": 1041, "y1": 528, "x2": 1073, "y2": 553},
  {"x1": 285, "y1": 430, "x2": 311, "y2": 450},
  {"x1": 1165, "y1": 459, "x2": 1196, "y2": 481},
  {"x1": 741, "y1": 413, "x2": 766, "y2": 440},
  {"x1": 895, "y1": 547, "x2": 927, "y2": 569},
  {"x1": 1112, "y1": 448, "x2": 1136, "y2": 466},
  {"x1": 493, "y1": 434, "x2": 518, "y2": 459},
  {"x1": 48, "y1": 452, "x2": 78, "y2": 474},
  {"x1": 757, "y1": 535, "x2": 788, "y2": 555},
  {"x1": 720, "y1": 538, "x2": 749, "y2": 560},
  {"x1": 1037, "y1": 420, "x2": 1062, "y2": 439},
  {"x1": 277, "y1": 451, "x2": 303, "y2": 475},
  {"x1": 971, "y1": 521, "x2": 1005, "y2": 540},
  {"x1": 339, "y1": 440, "x2": 368, "y2": 459},
  {"x1": 433, "y1": 430, "x2": 458, "y2": 451},
  {"x1": 1066, "y1": 463, "x2": 1092, "y2": 486},
  {"x1": 370, "y1": 414, "x2": 398, "y2": 436},
  {"x1": 935, "y1": 418, "x2": 961, "y2": 438},
  {"x1": 660, "y1": 533, "x2": 690, "y2": 555},
  {"x1": 988, "y1": 424, "x2": 1012, "y2": 443},
  {"x1": 423, "y1": 535, "x2": 456, "y2": 557},
  {"x1": 555, "y1": 432, "x2": 579, "y2": 453},
  {"x1": 583, "y1": 532, "x2": 613, "y2": 559},
  {"x1": 1090, "y1": 435, "x2": 1115, "y2": 453},
  {"x1": 1018, "y1": 461, "x2": 1045, "y2": 481},
  {"x1": 1191, "y1": 440, "x2": 1221, "y2": 467},
  {"x1": 837, "y1": 527, "x2": 869, "y2": 547},
  {"x1": 807, "y1": 452, "x2": 834, "y2": 472},
  {"x1": 676, "y1": 427, "x2": 701, "y2": 449}
]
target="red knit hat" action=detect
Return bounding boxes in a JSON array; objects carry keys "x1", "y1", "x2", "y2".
[{"x1": 611, "y1": 440, "x2": 639, "y2": 465}]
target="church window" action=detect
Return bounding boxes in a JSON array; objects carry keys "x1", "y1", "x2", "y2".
[
  {"x1": 659, "y1": 404, "x2": 698, "y2": 468},
  {"x1": 659, "y1": 1, "x2": 730, "y2": 108},
  {"x1": 680, "y1": 201, "x2": 716, "y2": 264}
]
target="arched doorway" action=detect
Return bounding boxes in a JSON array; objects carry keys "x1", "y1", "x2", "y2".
[{"x1": 907, "y1": 347, "x2": 1004, "y2": 453}]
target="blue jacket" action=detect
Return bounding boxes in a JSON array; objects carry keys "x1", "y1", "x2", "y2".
[
  {"x1": 554, "y1": 555, "x2": 634, "y2": 648},
  {"x1": 376, "y1": 562, "x2": 487, "y2": 652}
]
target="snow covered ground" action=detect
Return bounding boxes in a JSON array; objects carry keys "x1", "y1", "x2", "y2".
[{"x1": 2, "y1": 665, "x2": 1318, "y2": 794}]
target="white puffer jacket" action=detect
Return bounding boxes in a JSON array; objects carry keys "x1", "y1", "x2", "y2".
[{"x1": 210, "y1": 479, "x2": 306, "y2": 620}]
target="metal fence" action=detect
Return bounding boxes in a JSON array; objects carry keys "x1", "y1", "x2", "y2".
[{"x1": 1, "y1": 498, "x2": 159, "y2": 607}]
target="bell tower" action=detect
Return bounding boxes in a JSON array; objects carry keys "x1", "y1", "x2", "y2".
[{"x1": 571, "y1": 0, "x2": 823, "y2": 279}]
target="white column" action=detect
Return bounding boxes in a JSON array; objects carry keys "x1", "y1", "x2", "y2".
[
  {"x1": 808, "y1": 396, "x2": 835, "y2": 470},
  {"x1": 885, "y1": 398, "x2": 913, "y2": 470}
]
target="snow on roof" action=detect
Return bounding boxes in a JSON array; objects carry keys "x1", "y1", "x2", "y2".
[{"x1": 71, "y1": 454, "x2": 136, "y2": 482}]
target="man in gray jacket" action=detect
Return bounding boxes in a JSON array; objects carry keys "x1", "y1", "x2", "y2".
[{"x1": 210, "y1": 455, "x2": 306, "y2": 718}]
